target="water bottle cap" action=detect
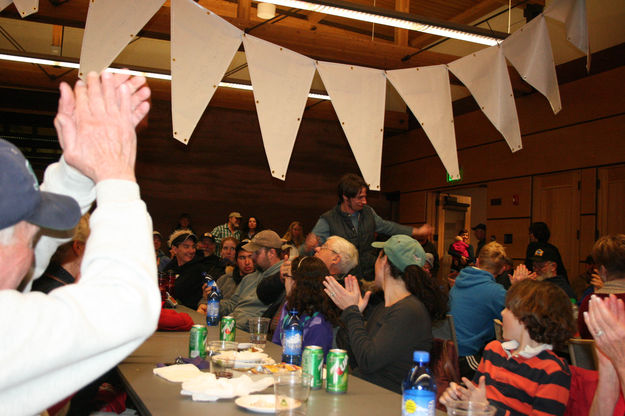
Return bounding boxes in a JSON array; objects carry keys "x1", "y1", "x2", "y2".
[{"x1": 413, "y1": 350, "x2": 429, "y2": 363}]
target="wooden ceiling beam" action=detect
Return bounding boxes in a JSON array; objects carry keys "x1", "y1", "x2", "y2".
[
  {"x1": 0, "y1": 0, "x2": 458, "y2": 69},
  {"x1": 408, "y1": 0, "x2": 504, "y2": 49},
  {"x1": 394, "y1": 0, "x2": 410, "y2": 46}
]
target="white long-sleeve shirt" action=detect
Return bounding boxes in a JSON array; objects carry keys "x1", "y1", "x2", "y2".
[{"x1": 0, "y1": 158, "x2": 161, "y2": 415}]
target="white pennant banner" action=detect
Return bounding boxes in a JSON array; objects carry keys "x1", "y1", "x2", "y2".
[
  {"x1": 79, "y1": 0, "x2": 165, "y2": 76},
  {"x1": 11, "y1": 0, "x2": 37, "y2": 17},
  {"x1": 316, "y1": 62, "x2": 386, "y2": 190},
  {"x1": 171, "y1": 0, "x2": 243, "y2": 144},
  {"x1": 545, "y1": 0, "x2": 589, "y2": 71},
  {"x1": 503, "y1": 15, "x2": 561, "y2": 114},
  {"x1": 386, "y1": 65, "x2": 460, "y2": 179},
  {"x1": 448, "y1": 45, "x2": 522, "y2": 152},
  {"x1": 243, "y1": 35, "x2": 316, "y2": 180},
  {"x1": 0, "y1": 0, "x2": 13, "y2": 13}
]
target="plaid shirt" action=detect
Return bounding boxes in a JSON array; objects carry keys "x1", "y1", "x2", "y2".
[{"x1": 210, "y1": 223, "x2": 241, "y2": 256}]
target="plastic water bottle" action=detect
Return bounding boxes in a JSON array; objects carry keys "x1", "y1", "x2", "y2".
[
  {"x1": 203, "y1": 272, "x2": 221, "y2": 326},
  {"x1": 281, "y1": 309, "x2": 303, "y2": 365},
  {"x1": 402, "y1": 351, "x2": 436, "y2": 416}
]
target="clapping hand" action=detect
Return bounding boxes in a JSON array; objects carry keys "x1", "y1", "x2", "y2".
[
  {"x1": 323, "y1": 275, "x2": 371, "y2": 312},
  {"x1": 54, "y1": 71, "x2": 151, "y2": 183},
  {"x1": 584, "y1": 295, "x2": 625, "y2": 368},
  {"x1": 511, "y1": 264, "x2": 536, "y2": 284},
  {"x1": 439, "y1": 376, "x2": 487, "y2": 407}
]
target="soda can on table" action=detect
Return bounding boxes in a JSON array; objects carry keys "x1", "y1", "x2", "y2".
[
  {"x1": 326, "y1": 349, "x2": 348, "y2": 394},
  {"x1": 189, "y1": 325, "x2": 207, "y2": 359},
  {"x1": 302, "y1": 345, "x2": 324, "y2": 389},
  {"x1": 219, "y1": 316, "x2": 236, "y2": 341}
]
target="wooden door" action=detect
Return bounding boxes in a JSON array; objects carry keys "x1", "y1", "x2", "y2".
[
  {"x1": 598, "y1": 164, "x2": 625, "y2": 236},
  {"x1": 532, "y1": 171, "x2": 581, "y2": 279},
  {"x1": 436, "y1": 194, "x2": 472, "y2": 280}
]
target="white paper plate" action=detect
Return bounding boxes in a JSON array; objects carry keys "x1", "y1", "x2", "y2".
[
  {"x1": 235, "y1": 394, "x2": 276, "y2": 413},
  {"x1": 235, "y1": 394, "x2": 301, "y2": 413}
]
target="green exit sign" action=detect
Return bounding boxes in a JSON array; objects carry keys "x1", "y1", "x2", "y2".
[{"x1": 446, "y1": 168, "x2": 463, "y2": 184}]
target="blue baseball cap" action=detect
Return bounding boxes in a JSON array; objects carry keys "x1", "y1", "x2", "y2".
[
  {"x1": 0, "y1": 139, "x2": 80, "y2": 231},
  {"x1": 372, "y1": 235, "x2": 426, "y2": 271}
]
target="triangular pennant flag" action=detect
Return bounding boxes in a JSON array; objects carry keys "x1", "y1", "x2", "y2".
[
  {"x1": 316, "y1": 61, "x2": 386, "y2": 190},
  {"x1": 0, "y1": 0, "x2": 13, "y2": 13},
  {"x1": 79, "y1": 0, "x2": 165, "y2": 76},
  {"x1": 386, "y1": 65, "x2": 460, "y2": 179},
  {"x1": 171, "y1": 0, "x2": 243, "y2": 144},
  {"x1": 243, "y1": 35, "x2": 316, "y2": 181},
  {"x1": 545, "y1": 0, "x2": 589, "y2": 71},
  {"x1": 11, "y1": 0, "x2": 37, "y2": 17},
  {"x1": 503, "y1": 15, "x2": 561, "y2": 114},
  {"x1": 448, "y1": 45, "x2": 522, "y2": 152}
]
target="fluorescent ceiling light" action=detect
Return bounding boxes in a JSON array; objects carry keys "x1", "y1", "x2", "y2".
[
  {"x1": 0, "y1": 52, "x2": 331, "y2": 100},
  {"x1": 254, "y1": 0, "x2": 507, "y2": 46}
]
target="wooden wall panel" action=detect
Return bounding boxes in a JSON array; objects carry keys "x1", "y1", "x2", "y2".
[
  {"x1": 598, "y1": 164, "x2": 625, "y2": 236},
  {"x1": 383, "y1": 66, "x2": 625, "y2": 167},
  {"x1": 137, "y1": 99, "x2": 391, "y2": 238},
  {"x1": 532, "y1": 171, "x2": 581, "y2": 280},
  {"x1": 580, "y1": 168, "x2": 597, "y2": 215},
  {"x1": 486, "y1": 177, "x2": 531, "y2": 219},
  {"x1": 487, "y1": 218, "x2": 530, "y2": 260},
  {"x1": 398, "y1": 191, "x2": 427, "y2": 224},
  {"x1": 383, "y1": 113, "x2": 625, "y2": 192},
  {"x1": 580, "y1": 215, "x2": 597, "y2": 262}
]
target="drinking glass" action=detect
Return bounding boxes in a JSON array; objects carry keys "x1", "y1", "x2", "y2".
[
  {"x1": 446, "y1": 400, "x2": 496, "y2": 416},
  {"x1": 274, "y1": 373, "x2": 312, "y2": 416},
  {"x1": 248, "y1": 317, "x2": 270, "y2": 348}
]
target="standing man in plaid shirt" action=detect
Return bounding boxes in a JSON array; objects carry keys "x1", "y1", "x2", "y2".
[{"x1": 211, "y1": 212, "x2": 242, "y2": 256}]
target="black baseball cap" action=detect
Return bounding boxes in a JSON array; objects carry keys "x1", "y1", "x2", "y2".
[{"x1": 529, "y1": 243, "x2": 559, "y2": 263}]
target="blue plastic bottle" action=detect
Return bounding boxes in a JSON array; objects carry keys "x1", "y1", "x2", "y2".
[
  {"x1": 402, "y1": 351, "x2": 436, "y2": 416},
  {"x1": 281, "y1": 309, "x2": 303, "y2": 365},
  {"x1": 203, "y1": 272, "x2": 221, "y2": 326}
]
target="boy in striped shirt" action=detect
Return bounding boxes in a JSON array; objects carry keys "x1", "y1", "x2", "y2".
[{"x1": 440, "y1": 279, "x2": 576, "y2": 416}]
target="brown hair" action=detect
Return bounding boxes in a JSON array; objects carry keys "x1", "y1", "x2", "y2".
[
  {"x1": 221, "y1": 236, "x2": 240, "y2": 249},
  {"x1": 283, "y1": 221, "x2": 304, "y2": 247},
  {"x1": 592, "y1": 234, "x2": 625, "y2": 281},
  {"x1": 337, "y1": 173, "x2": 368, "y2": 204},
  {"x1": 286, "y1": 256, "x2": 340, "y2": 326},
  {"x1": 505, "y1": 279, "x2": 575, "y2": 349},
  {"x1": 388, "y1": 261, "x2": 448, "y2": 321},
  {"x1": 477, "y1": 241, "x2": 507, "y2": 275}
]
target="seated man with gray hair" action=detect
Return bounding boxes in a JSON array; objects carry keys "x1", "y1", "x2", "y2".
[{"x1": 313, "y1": 235, "x2": 359, "y2": 277}]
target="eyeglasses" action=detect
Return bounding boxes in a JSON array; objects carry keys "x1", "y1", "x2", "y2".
[{"x1": 319, "y1": 243, "x2": 339, "y2": 255}]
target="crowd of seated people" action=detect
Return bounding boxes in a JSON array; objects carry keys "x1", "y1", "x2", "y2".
[{"x1": 36, "y1": 156, "x2": 625, "y2": 416}]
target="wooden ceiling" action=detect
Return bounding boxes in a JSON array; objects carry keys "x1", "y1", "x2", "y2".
[{"x1": 0, "y1": 0, "x2": 537, "y2": 70}]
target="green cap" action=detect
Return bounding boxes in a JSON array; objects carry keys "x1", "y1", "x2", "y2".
[{"x1": 372, "y1": 235, "x2": 426, "y2": 271}]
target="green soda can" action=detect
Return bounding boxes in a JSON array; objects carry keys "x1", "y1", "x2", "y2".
[
  {"x1": 189, "y1": 325, "x2": 207, "y2": 359},
  {"x1": 219, "y1": 316, "x2": 236, "y2": 341},
  {"x1": 302, "y1": 346, "x2": 324, "y2": 389},
  {"x1": 326, "y1": 349, "x2": 348, "y2": 394}
]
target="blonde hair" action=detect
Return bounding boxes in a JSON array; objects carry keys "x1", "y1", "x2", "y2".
[
  {"x1": 477, "y1": 241, "x2": 507, "y2": 274},
  {"x1": 73, "y1": 213, "x2": 90, "y2": 243}
]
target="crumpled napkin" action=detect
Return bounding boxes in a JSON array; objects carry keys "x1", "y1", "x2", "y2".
[
  {"x1": 181, "y1": 373, "x2": 274, "y2": 402},
  {"x1": 153, "y1": 364, "x2": 202, "y2": 382}
]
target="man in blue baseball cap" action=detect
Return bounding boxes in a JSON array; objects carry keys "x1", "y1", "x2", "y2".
[{"x1": 0, "y1": 71, "x2": 161, "y2": 415}]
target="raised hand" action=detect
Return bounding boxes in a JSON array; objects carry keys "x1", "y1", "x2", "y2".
[{"x1": 55, "y1": 71, "x2": 139, "y2": 183}]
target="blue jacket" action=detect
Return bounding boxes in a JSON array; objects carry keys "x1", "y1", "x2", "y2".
[{"x1": 450, "y1": 267, "x2": 506, "y2": 357}]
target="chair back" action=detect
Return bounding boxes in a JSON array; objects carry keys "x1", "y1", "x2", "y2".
[
  {"x1": 493, "y1": 319, "x2": 503, "y2": 342},
  {"x1": 568, "y1": 338, "x2": 597, "y2": 370},
  {"x1": 431, "y1": 337, "x2": 460, "y2": 411},
  {"x1": 432, "y1": 314, "x2": 458, "y2": 349}
]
